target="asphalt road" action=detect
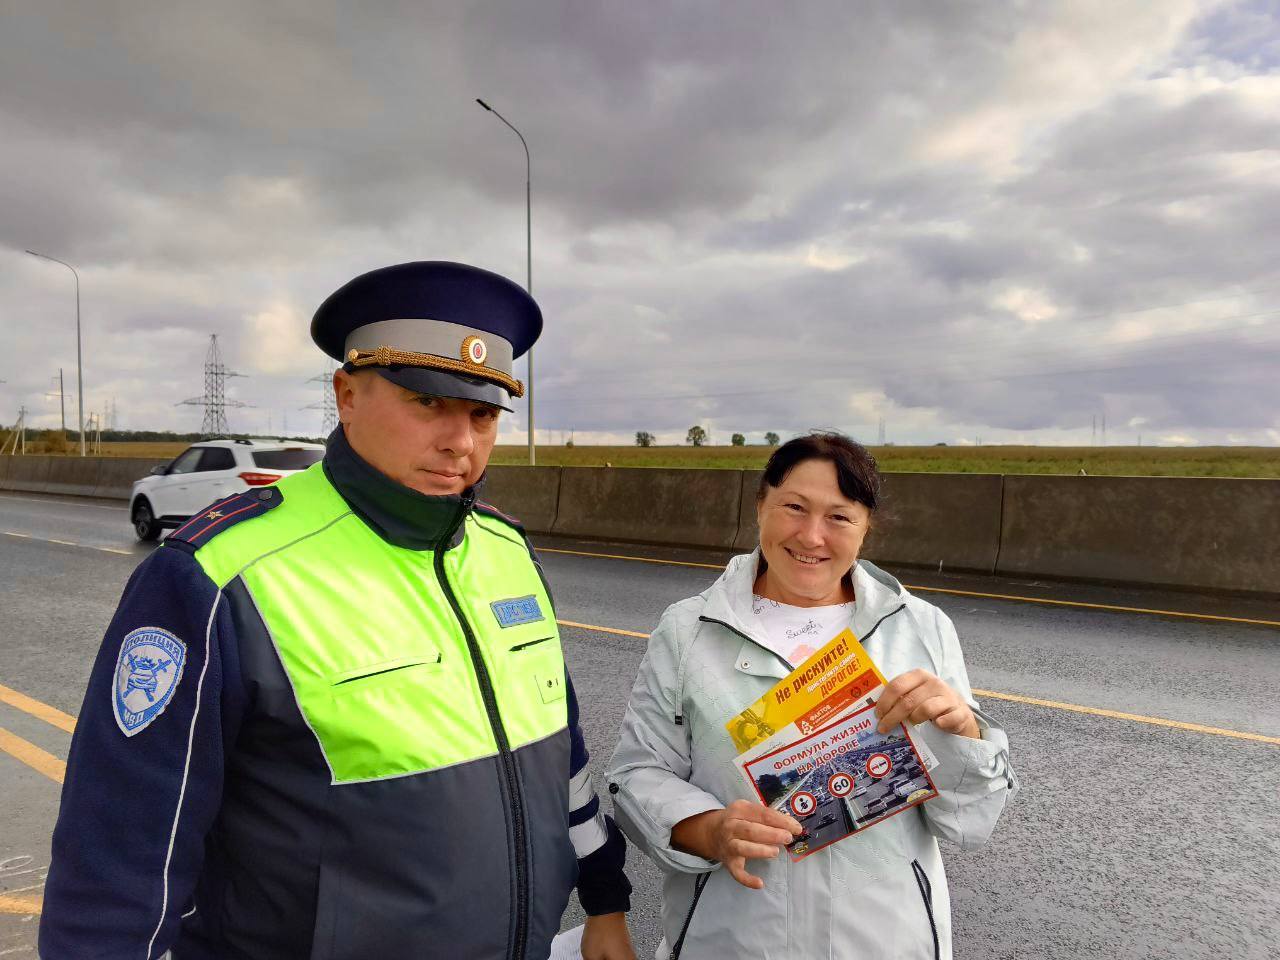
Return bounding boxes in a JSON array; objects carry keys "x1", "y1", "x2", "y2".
[{"x1": 1, "y1": 491, "x2": 1278, "y2": 959}]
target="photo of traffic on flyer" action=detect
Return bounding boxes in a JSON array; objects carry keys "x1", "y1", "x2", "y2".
[{"x1": 743, "y1": 701, "x2": 937, "y2": 860}]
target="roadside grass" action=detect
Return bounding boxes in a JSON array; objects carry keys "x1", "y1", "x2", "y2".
[
  {"x1": 19, "y1": 441, "x2": 1280, "y2": 478},
  {"x1": 488, "y1": 444, "x2": 1280, "y2": 478}
]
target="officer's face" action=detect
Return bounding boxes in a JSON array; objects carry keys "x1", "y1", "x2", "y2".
[
  {"x1": 335, "y1": 370, "x2": 501, "y2": 496},
  {"x1": 755, "y1": 458, "x2": 870, "y2": 606}
]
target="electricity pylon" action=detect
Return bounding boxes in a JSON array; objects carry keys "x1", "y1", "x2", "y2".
[{"x1": 177, "y1": 335, "x2": 249, "y2": 438}]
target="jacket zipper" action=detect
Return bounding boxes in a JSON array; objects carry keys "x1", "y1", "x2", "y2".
[
  {"x1": 669, "y1": 872, "x2": 710, "y2": 960},
  {"x1": 688, "y1": 616, "x2": 786, "y2": 726},
  {"x1": 911, "y1": 859, "x2": 940, "y2": 960},
  {"x1": 435, "y1": 503, "x2": 530, "y2": 960}
]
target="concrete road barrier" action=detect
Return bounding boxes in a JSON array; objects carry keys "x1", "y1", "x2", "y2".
[
  {"x1": 3, "y1": 455, "x2": 54, "y2": 493},
  {"x1": 732, "y1": 470, "x2": 764, "y2": 552},
  {"x1": 997, "y1": 475, "x2": 1280, "y2": 595},
  {"x1": 734, "y1": 470, "x2": 1003, "y2": 574},
  {"x1": 554, "y1": 466, "x2": 743, "y2": 548},
  {"x1": 866, "y1": 473, "x2": 1004, "y2": 574},
  {"x1": 93, "y1": 458, "x2": 167, "y2": 500},
  {"x1": 44, "y1": 457, "x2": 105, "y2": 497},
  {"x1": 5, "y1": 455, "x2": 1278, "y2": 596},
  {"x1": 481, "y1": 466, "x2": 562, "y2": 534}
]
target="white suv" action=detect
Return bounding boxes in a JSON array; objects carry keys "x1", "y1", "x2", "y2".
[{"x1": 130, "y1": 439, "x2": 325, "y2": 541}]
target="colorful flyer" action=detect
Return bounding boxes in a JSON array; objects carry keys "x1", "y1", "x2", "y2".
[
  {"x1": 741, "y1": 701, "x2": 938, "y2": 861},
  {"x1": 725, "y1": 628, "x2": 886, "y2": 755}
]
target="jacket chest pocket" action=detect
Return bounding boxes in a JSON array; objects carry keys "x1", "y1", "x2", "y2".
[
  {"x1": 489, "y1": 635, "x2": 570, "y2": 750},
  {"x1": 509, "y1": 636, "x2": 567, "y2": 704},
  {"x1": 294, "y1": 639, "x2": 504, "y2": 783},
  {"x1": 329, "y1": 654, "x2": 443, "y2": 695}
]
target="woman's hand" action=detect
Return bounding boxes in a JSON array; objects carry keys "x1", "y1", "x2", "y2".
[
  {"x1": 581, "y1": 912, "x2": 635, "y2": 960},
  {"x1": 876, "y1": 669, "x2": 980, "y2": 738},
  {"x1": 671, "y1": 800, "x2": 803, "y2": 889}
]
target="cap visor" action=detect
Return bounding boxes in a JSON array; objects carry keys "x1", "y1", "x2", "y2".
[{"x1": 372, "y1": 366, "x2": 514, "y2": 412}]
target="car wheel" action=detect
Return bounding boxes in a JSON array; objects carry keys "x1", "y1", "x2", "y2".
[{"x1": 132, "y1": 499, "x2": 162, "y2": 541}]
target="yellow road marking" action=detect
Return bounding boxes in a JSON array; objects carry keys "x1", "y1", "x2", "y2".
[
  {"x1": 2, "y1": 531, "x2": 32, "y2": 538},
  {"x1": 0, "y1": 893, "x2": 42, "y2": 916},
  {"x1": 538, "y1": 546, "x2": 1280, "y2": 628},
  {"x1": 910, "y1": 585, "x2": 1280, "y2": 628},
  {"x1": 558, "y1": 618, "x2": 1279, "y2": 745},
  {"x1": 973, "y1": 689, "x2": 1280, "y2": 745},
  {"x1": 540, "y1": 546, "x2": 725, "y2": 570},
  {"x1": 0, "y1": 727, "x2": 66, "y2": 784},
  {"x1": 556, "y1": 618, "x2": 649, "y2": 639},
  {"x1": 46, "y1": 538, "x2": 75, "y2": 546},
  {"x1": 0, "y1": 683, "x2": 76, "y2": 734}
]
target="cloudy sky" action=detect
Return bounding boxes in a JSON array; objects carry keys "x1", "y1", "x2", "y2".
[{"x1": 2, "y1": 0, "x2": 1278, "y2": 447}]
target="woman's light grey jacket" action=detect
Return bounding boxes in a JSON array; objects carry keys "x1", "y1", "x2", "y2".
[{"x1": 606, "y1": 552, "x2": 1018, "y2": 960}]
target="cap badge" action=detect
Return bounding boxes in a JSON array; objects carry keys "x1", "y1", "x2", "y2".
[{"x1": 462, "y1": 335, "x2": 488, "y2": 366}]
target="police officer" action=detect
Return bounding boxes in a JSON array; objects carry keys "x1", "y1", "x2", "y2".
[{"x1": 40, "y1": 262, "x2": 635, "y2": 960}]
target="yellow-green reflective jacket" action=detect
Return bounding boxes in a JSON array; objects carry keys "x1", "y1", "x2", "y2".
[{"x1": 42, "y1": 435, "x2": 628, "y2": 960}]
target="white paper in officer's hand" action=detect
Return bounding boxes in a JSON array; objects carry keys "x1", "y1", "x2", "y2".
[{"x1": 547, "y1": 924, "x2": 584, "y2": 960}]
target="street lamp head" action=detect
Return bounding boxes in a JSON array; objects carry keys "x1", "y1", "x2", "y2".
[{"x1": 476, "y1": 98, "x2": 492, "y2": 111}]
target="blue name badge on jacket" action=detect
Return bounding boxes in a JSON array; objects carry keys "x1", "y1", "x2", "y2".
[{"x1": 491, "y1": 595, "x2": 544, "y2": 628}]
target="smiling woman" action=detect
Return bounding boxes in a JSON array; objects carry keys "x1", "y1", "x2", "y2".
[
  {"x1": 608, "y1": 430, "x2": 1018, "y2": 959},
  {"x1": 753, "y1": 433, "x2": 880, "y2": 608}
]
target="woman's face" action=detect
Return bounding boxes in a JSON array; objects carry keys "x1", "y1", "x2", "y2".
[{"x1": 755, "y1": 458, "x2": 871, "y2": 607}]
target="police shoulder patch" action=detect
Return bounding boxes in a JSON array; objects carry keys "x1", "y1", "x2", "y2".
[
  {"x1": 164, "y1": 486, "x2": 284, "y2": 552},
  {"x1": 113, "y1": 627, "x2": 187, "y2": 737}
]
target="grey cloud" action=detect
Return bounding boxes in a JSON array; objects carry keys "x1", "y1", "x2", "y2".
[{"x1": 2, "y1": 0, "x2": 1278, "y2": 445}]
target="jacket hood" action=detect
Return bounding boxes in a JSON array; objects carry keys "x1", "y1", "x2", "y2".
[{"x1": 700, "y1": 550, "x2": 909, "y2": 655}]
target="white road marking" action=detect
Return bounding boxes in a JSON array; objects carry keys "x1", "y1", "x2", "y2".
[{"x1": 0, "y1": 493, "x2": 123, "y2": 511}]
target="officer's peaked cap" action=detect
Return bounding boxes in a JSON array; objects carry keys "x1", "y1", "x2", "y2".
[{"x1": 311, "y1": 261, "x2": 541, "y2": 411}]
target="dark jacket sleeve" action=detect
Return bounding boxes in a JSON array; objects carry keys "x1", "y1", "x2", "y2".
[
  {"x1": 521, "y1": 533, "x2": 632, "y2": 914},
  {"x1": 39, "y1": 543, "x2": 247, "y2": 959},
  {"x1": 567, "y1": 672, "x2": 632, "y2": 915}
]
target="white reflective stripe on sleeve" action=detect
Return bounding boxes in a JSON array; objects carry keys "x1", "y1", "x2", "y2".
[
  {"x1": 145, "y1": 591, "x2": 222, "y2": 960},
  {"x1": 568, "y1": 767, "x2": 595, "y2": 812},
  {"x1": 569, "y1": 811, "x2": 609, "y2": 858}
]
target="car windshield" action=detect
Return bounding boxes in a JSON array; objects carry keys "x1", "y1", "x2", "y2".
[{"x1": 252, "y1": 448, "x2": 324, "y2": 471}]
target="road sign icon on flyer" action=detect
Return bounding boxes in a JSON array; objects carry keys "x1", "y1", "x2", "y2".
[
  {"x1": 789, "y1": 790, "x2": 817, "y2": 817},
  {"x1": 866, "y1": 753, "x2": 892, "y2": 779},
  {"x1": 828, "y1": 772, "x2": 854, "y2": 797}
]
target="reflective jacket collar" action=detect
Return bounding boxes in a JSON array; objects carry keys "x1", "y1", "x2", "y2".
[
  {"x1": 701, "y1": 550, "x2": 909, "y2": 663},
  {"x1": 321, "y1": 426, "x2": 477, "y2": 551}
]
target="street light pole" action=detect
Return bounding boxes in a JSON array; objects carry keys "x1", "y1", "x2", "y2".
[
  {"x1": 26, "y1": 250, "x2": 85, "y2": 456},
  {"x1": 476, "y1": 98, "x2": 535, "y2": 466}
]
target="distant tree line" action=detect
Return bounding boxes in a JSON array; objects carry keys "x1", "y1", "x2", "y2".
[{"x1": 631, "y1": 428, "x2": 785, "y2": 447}]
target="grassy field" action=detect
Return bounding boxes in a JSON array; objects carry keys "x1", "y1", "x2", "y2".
[
  {"x1": 489, "y1": 444, "x2": 1280, "y2": 478},
  {"x1": 13, "y1": 440, "x2": 1279, "y2": 478}
]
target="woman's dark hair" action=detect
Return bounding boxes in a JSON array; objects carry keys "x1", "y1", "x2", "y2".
[{"x1": 757, "y1": 431, "x2": 881, "y2": 511}]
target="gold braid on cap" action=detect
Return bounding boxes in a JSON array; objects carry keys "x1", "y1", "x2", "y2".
[{"x1": 346, "y1": 346, "x2": 525, "y2": 398}]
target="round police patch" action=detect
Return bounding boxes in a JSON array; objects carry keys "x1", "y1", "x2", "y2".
[{"x1": 112, "y1": 627, "x2": 187, "y2": 737}]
